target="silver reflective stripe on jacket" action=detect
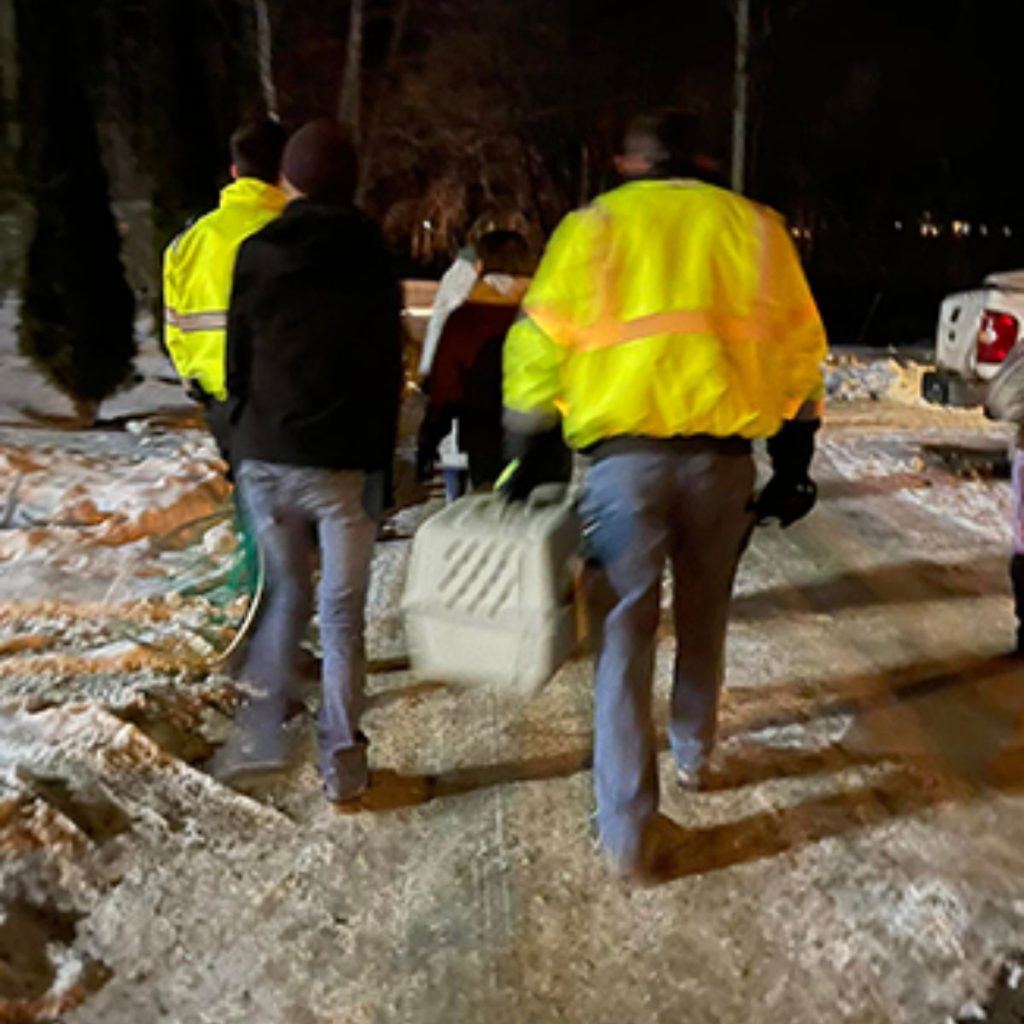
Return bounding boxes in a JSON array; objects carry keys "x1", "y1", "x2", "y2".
[{"x1": 164, "y1": 307, "x2": 228, "y2": 333}]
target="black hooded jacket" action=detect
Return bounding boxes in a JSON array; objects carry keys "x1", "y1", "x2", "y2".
[{"x1": 225, "y1": 199, "x2": 403, "y2": 472}]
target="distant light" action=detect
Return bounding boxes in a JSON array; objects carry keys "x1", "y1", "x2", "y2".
[
  {"x1": 918, "y1": 212, "x2": 940, "y2": 238},
  {"x1": 422, "y1": 220, "x2": 433, "y2": 231},
  {"x1": 894, "y1": 220, "x2": 903, "y2": 231},
  {"x1": 980, "y1": 224, "x2": 989, "y2": 237},
  {"x1": 1004, "y1": 225, "x2": 1014, "y2": 238},
  {"x1": 951, "y1": 219, "x2": 971, "y2": 238}
]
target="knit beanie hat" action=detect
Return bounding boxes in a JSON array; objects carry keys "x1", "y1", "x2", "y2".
[{"x1": 281, "y1": 120, "x2": 358, "y2": 204}]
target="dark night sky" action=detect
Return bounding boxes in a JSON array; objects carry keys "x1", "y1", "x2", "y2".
[
  {"x1": 760, "y1": 0, "x2": 1024, "y2": 214},
  {"x1": 578, "y1": 0, "x2": 1024, "y2": 216}
]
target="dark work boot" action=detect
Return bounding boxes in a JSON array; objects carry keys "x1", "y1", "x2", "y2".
[
  {"x1": 322, "y1": 731, "x2": 370, "y2": 804},
  {"x1": 1011, "y1": 554, "x2": 1024, "y2": 654}
]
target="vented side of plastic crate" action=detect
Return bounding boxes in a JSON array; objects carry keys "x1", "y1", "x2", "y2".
[
  {"x1": 405, "y1": 603, "x2": 576, "y2": 697},
  {"x1": 403, "y1": 492, "x2": 581, "y2": 696}
]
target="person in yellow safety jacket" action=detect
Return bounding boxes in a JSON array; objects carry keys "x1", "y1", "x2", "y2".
[
  {"x1": 163, "y1": 119, "x2": 288, "y2": 464},
  {"x1": 501, "y1": 111, "x2": 828, "y2": 880}
]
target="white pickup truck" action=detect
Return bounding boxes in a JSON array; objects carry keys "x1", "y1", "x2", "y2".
[{"x1": 922, "y1": 270, "x2": 1024, "y2": 406}]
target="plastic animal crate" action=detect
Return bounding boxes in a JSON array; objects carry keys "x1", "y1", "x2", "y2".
[{"x1": 403, "y1": 485, "x2": 580, "y2": 698}]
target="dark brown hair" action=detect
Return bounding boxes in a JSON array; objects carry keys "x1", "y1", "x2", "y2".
[
  {"x1": 475, "y1": 229, "x2": 532, "y2": 275},
  {"x1": 230, "y1": 119, "x2": 288, "y2": 184}
]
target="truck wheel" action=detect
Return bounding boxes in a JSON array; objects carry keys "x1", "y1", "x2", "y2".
[{"x1": 921, "y1": 371, "x2": 949, "y2": 405}]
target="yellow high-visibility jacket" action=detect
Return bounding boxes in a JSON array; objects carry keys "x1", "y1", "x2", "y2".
[
  {"x1": 163, "y1": 178, "x2": 286, "y2": 400},
  {"x1": 503, "y1": 179, "x2": 827, "y2": 449}
]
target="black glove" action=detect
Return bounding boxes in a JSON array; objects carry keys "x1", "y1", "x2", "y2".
[
  {"x1": 415, "y1": 406, "x2": 444, "y2": 484},
  {"x1": 756, "y1": 474, "x2": 817, "y2": 527},
  {"x1": 415, "y1": 441, "x2": 436, "y2": 483},
  {"x1": 184, "y1": 378, "x2": 209, "y2": 405},
  {"x1": 756, "y1": 418, "x2": 820, "y2": 528},
  {"x1": 498, "y1": 425, "x2": 572, "y2": 501},
  {"x1": 497, "y1": 458, "x2": 539, "y2": 501}
]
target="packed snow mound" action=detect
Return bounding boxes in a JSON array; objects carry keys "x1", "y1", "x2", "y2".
[
  {"x1": 0, "y1": 436, "x2": 252, "y2": 680},
  {"x1": 826, "y1": 354, "x2": 929, "y2": 404},
  {"x1": 0, "y1": 428, "x2": 248, "y2": 625},
  {"x1": 0, "y1": 443, "x2": 230, "y2": 554}
]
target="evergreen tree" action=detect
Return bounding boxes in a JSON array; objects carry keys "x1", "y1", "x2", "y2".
[
  {"x1": 14, "y1": 0, "x2": 135, "y2": 424},
  {"x1": 105, "y1": 0, "x2": 259, "y2": 317}
]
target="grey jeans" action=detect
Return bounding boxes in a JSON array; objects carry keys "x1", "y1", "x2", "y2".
[
  {"x1": 236, "y1": 460, "x2": 381, "y2": 797},
  {"x1": 579, "y1": 442, "x2": 756, "y2": 865}
]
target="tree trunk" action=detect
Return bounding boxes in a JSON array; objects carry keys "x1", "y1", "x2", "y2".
[
  {"x1": 730, "y1": 0, "x2": 750, "y2": 194},
  {"x1": 0, "y1": 0, "x2": 16, "y2": 172},
  {"x1": 72, "y1": 397, "x2": 100, "y2": 428},
  {"x1": 253, "y1": 0, "x2": 277, "y2": 120},
  {"x1": 337, "y1": 0, "x2": 364, "y2": 142},
  {"x1": 578, "y1": 142, "x2": 591, "y2": 207},
  {"x1": 356, "y1": 0, "x2": 408, "y2": 204}
]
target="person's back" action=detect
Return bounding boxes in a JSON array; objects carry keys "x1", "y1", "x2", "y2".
[
  {"x1": 163, "y1": 120, "x2": 287, "y2": 410},
  {"x1": 418, "y1": 246, "x2": 478, "y2": 379},
  {"x1": 227, "y1": 202, "x2": 402, "y2": 472},
  {"x1": 512, "y1": 177, "x2": 823, "y2": 451},
  {"x1": 167, "y1": 183, "x2": 282, "y2": 338},
  {"x1": 419, "y1": 230, "x2": 532, "y2": 489},
  {"x1": 456, "y1": 303, "x2": 516, "y2": 484}
]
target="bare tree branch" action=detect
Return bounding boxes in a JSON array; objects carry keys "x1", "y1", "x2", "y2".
[
  {"x1": 731, "y1": 0, "x2": 750, "y2": 193},
  {"x1": 338, "y1": 0, "x2": 364, "y2": 140},
  {"x1": 357, "y1": 0, "x2": 409, "y2": 202},
  {"x1": 253, "y1": 0, "x2": 278, "y2": 120}
]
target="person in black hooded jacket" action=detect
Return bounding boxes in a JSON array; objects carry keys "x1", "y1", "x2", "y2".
[{"x1": 214, "y1": 119, "x2": 403, "y2": 804}]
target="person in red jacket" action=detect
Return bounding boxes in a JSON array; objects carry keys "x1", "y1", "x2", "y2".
[{"x1": 417, "y1": 230, "x2": 535, "y2": 493}]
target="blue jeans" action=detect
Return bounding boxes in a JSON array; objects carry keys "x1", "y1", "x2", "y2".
[
  {"x1": 579, "y1": 443, "x2": 756, "y2": 864},
  {"x1": 235, "y1": 461, "x2": 382, "y2": 798}
]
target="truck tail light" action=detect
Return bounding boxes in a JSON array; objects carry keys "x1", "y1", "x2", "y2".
[{"x1": 977, "y1": 310, "x2": 1019, "y2": 363}]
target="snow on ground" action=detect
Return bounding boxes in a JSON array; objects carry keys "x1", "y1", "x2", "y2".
[
  {"x1": 0, "y1": 302, "x2": 249, "y2": 700},
  {"x1": 0, "y1": 295, "x2": 187, "y2": 426},
  {"x1": 826, "y1": 350, "x2": 929, "y2": 404},
  {"x1": 3, "y1": 315, "x2": 1024, "y2": 1023},
  {"x1": 0, "y1": 422, "x2": 246, "y2": 689}
]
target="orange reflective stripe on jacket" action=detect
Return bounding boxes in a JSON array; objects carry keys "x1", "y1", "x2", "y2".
[{"x1": 527, "y1": 300, "x2": 822, "y2": 354}]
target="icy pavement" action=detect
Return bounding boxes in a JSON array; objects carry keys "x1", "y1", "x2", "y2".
[{"x1": 3, "y1": 377, "x2": 1024, "y2": 1021}]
